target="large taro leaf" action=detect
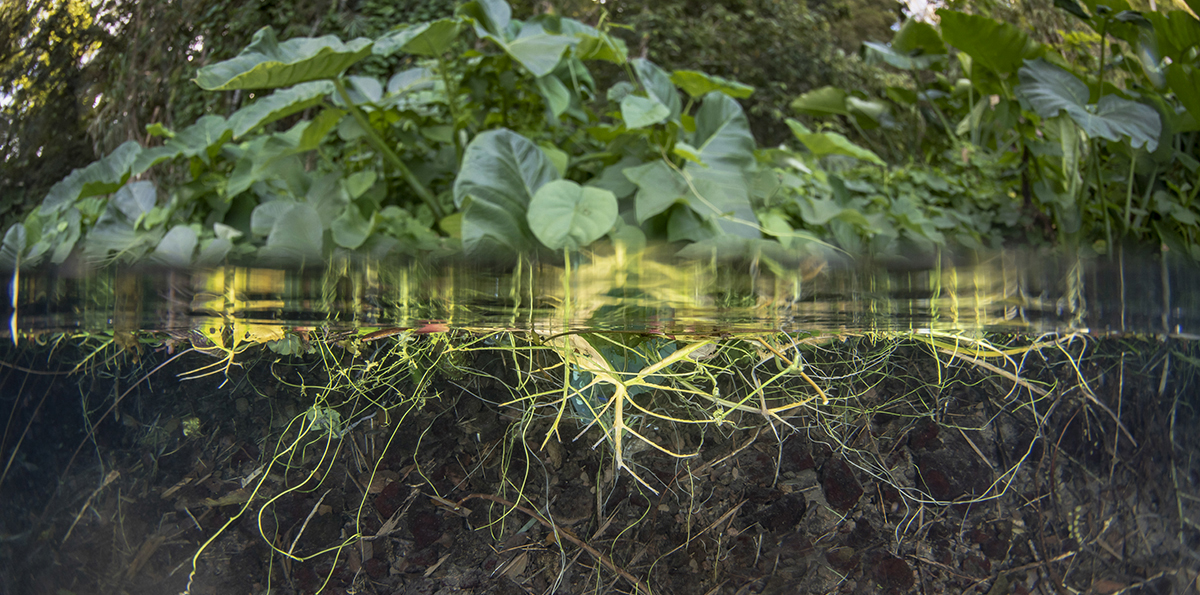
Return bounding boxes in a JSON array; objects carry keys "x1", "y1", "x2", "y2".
[
  {"x1": 453, "y1": 129, "x2": 560, "y2": 255},
  {"x1": 633, "y1": 58, "x2": 682, "y2": 122},
  {"x1": 229, "y1": 82, "x2": 333, "y2": 138},
  {"x1": 195, "y1": 27, "x2": 372, "y2": 91},
  {"x1": 786, "y1": 119, "x2": 886, "y2": 165},
  {"x1": 938, "y1": 10, "x2": 1043, "y2": 76},
  {"x1": 790, "y1": 86, "x2": 851, "y2": 117},
  {"x1": 684, "y1": 92, "x2": 759, "y2": 237},
  {"x1": 85, "y1": 181, "x2": 161, "y2": 263},
  {"x1": 260, "y1": 203, "x2": 324, "y2": 264},
  {"x1": 670, "y1": 70, "x2": 754, "y2": 99},
  {"x1": 43, "y1": 141, "x2": 142, "y2": 214},
  {"x1": 1017, "y1": 59, "x2": 1160, "y2": 150},
  {"x1": 527, "y1": 180, "x2": 618, "y2": 250},
  {"x1": 374, "y1": 18, "x2": 463, "y2": 57},
  {"x1": 151, "y1": 225, "x2": 198, "y2": 268}
]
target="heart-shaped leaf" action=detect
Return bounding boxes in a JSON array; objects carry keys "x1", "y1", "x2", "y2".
[
  {"x1": 374, "y1": 18, "x2": 463, "y2": 57},
  {"x1": 527, "y1": 180, "x2": 618, "y2": 250},
  {"x1": 454, "y1": 129, "x2": 560, "y2": 255},
  {"x1": 938, "y1": 10, "x2": 1043, "y2": 76},
  {"x1": 1017, "y1": 59, "x2": 1160, "y2": 150},
  {"x1": 685, "y1": 92, "x2": 759, "y2": 237},
  {"x1": 195, "y1": 27, "x2": 372, "y2": 91},
  {"x1": 670, "y1": 70, "x2": 754, "y2": 99}
]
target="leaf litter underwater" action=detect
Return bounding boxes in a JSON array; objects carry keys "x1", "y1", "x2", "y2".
[{"x1": 0, "y1": 328, "x2": 1198, "y2": 595}]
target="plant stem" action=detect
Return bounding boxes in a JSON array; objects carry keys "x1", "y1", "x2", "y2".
[
  {"x1": 1123, "y1": 148, "x2": 1137, "y2": 232},
  {"x1": 333, "y1": 78, "x2": 444, "y2": 219},
  {"x1": 436, "y1": 52, "x2": 465, "y2": 165}
]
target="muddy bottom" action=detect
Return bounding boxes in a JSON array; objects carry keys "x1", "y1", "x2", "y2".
[{"x1": 0, "y1": 334, "x2": 1198, "y2": 595}]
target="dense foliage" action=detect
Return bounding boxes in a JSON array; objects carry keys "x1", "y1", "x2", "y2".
[
  {"x1": 795, "y1": 0, "x2": 1200, "y2": 255},
  {"x1": 2, "y1": 0, "x2": 1199, "y2": 270}
]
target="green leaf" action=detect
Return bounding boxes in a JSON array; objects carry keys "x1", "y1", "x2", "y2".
[
  {"x1": 559, "y1": 18, "x2": 628, "y2": 63},
  {"x1": 527, "y1": 180, "x2": 618, "y2": 250},
  {"x1": 685, "y1": 93, "x2": 759, "y2": 237},
  {"x1": 85, "y1": 181, "x2": 160, "y2": 263},
  {"x1": 759, "y1": 211, "x2": 794, "y2": 247},
  {"x1": 166, "y1": 115, "x2": 233, "y2": 161},
  {"x1": 151, "y1": 225, "x2": 198, "y2": 268},
  {"x1": 633, "y1": 58, "x2": 682, "y2": 122},
  {"x1": 43, "y1": 141, "x2": 142, "y2": 214},
  {"x1": 344, "y1": 171, "x2": 377, "y2": 199},
  {"x1": 786, "y1": 119, "x2": 886, "y2": 165},
  {"x1": 672, "y1": 141, "x2": 703, "y2": 164},
  {"x1": 586, "y1": 156, "x2": 641, "y2": 199},
  {"x1": 670, "y1": 70, "x2": 754, "y2": 99},
  {"x1": 229, "y1": 81, "x2": 333, "y2": 138},
  {"x1": 1, "y1": 224, "x2": 26, "y2": 269},
  {"x1": 145, "y1": 123, "x2": 174, "y2": 138},
  {"x1": 864, "y1": 41, "x2": 928, "y2": 70},
  {"x1": 538, "y1": 143, "x2": 569, "y2": 177},
  {"x1": 620, "y1": 94, "x2": 670, "y2": 129},
  {"x1": 938, "y1": 10, "x2": 1043, "y2": 76},
  {"x1": 343, "y1": 75, "x2": 384, "y2": 104},
  {"x1": 624, "y1": 160, "x2": 687, "y2": 222},
  {"x1": 454, "y1": 129, "x2": 560, "y2": 255},
  {"x1": 893, "y1": 19, "x2": 947, "y2": 56},
  {"x1": 387, "y1": 67, "x2": 437, "y2": 94},
  {"x1": 1054, "y1": 0, "x2": 1091, "y2": 20},
  {"x1": 1017, "y1": 59, "x2": 1160, "y2": 150},
  {"x1": 331, "y1": 204, "x2": 374, "y2": 249},
  {"x1": 536, "y1": 74, "x2": 571, "y2": 117},
  {"x1": 195, "y1": 27, "x2": 372, "y2": 91},
  {"x1": 457, "y1": 0, "x2": 511, "y2": 37},
  {"x1": 374, "y1": 18, "x2": 463, "y2": 57},
  {"x1": 790, "y1": 86, "x2": 851, "y2": 117},
  {"x1": 1167, "y1": 63, "x2": 1200, "y2": 124},
  {"x1": 495, "y1": 26, "x2": 576, "y2": 77},
  {"x1": 261, "y1": 203, "x2": 324, "y2": 263},
  {"x1": 1146, "y1": 11, "x2": 1200, "y2": 63}
]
